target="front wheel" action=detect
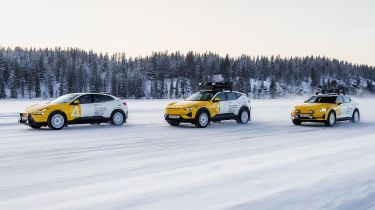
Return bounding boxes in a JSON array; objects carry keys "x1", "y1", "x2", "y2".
[
  {"x1": 292, "y1": 119, "x2": 302, "y2": 125},
  {"x1": 351, "y1": 110, "x2": 360, "y2": 123},
  {"x1": 47, "y1": 112, "x2": 66, "y2": 130},
  {"x1": 236, "y1": 109, "x2": 250, "y2": 124},
  {"x1": 325, "y1": 111, "x2": 336, "y2": 127},
  {"x1": 111, "y1": 111, "x2": 125, "y2": 126},
  {"x1": 195, "y1": 110, "x2": 210, "y2": 128}
]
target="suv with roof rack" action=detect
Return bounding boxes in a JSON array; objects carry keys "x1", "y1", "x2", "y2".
[
  {"x1": 164, "y1": 82, "x2": 251, "y2": 128},
  {"x1": 291, "y1": 89, "x2": 360, "y2": 126}
]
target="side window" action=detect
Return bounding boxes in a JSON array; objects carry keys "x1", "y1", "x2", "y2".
[
  {"x1": 77, "y1": 94, "x2": 92, "y2": 104},
  {"x1": 93, "y1": 94, "x2": 114, "y2": 103},
  {"x1": 344, "y1": 96, "x2": 351, "y2": 103},
  {"x1": 336, "y1": 96, "x2": 344, "y2": 104},
  {"x1": 215, "y1": 92, "x2": 227, "y2": 101},
  {"x1": 226, "y1": 92, "x2": 238, "y2": 101}
]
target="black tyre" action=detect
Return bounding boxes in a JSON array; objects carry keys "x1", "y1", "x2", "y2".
[
  {"x1": 351, "y1": 109, "x2": 360, "y2": 123},
  {"x1": 111, "y1": 110, "x2": 125, "y2": 126},
  {"x1": 29, "y1": 124, "x2": 42, "y2": 129},
  {"x1": 236, "y1": 109, "x2": 250, "y2": 124},
  {"x1": 325, "y1": 111, "x2": 336, "y2": 127},
  {"x1": 47, "y1": 111, "x2": 66, "y2": 130},
  {"x1": 167, "y1": 120, "x2": 180, "y2": 126},
  {"x1": 195, "y1": 110, "x2": 210, "y2": 128},
  {"x1": 292, "y1": 120, "x2": 302, "y2": 125}
]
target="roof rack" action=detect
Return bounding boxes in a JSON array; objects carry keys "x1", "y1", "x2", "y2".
[
  {"x1": 199, "y1": 82, "x2": 232, "y2": 92},
  {"x1": 315, "y1": 89, "x2": 346, "y2": 96}
]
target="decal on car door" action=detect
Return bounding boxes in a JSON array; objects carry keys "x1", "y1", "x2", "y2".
[
  {"x1": 72, "y1": 105, "x2": 81, "y2": 118},
  {"x1": 94, "y1": 104, "x2": 108, "y2": 117}
]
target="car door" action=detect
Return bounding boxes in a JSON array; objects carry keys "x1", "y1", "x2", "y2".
[
  {"x1": 215, "y1": 92, "x2": 229, "y2": 114},
  {"x1": 226, "y1": 92, "x2": 240, "y2": 114},
  {"x1": 336, "y1": 96, "x2": 347, "y2": 118},
  {"x1": 343, "y1": 96, "x2": 354, "y2": 117},
  {"x1": 92, "y1": 94, "x2": 115, "y2": 118},
  {"x1": 72, "y1": 94, "x2": 94, "y2": 119}
]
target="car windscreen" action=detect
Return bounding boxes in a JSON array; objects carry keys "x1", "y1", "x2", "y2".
[
  {"x1": 186, "y1": 91, "x2": 214, "y2": 101},
  {"x1": 50, "y1": 94, "x2": 81, "y2": 104},
  {"x1": 306, "y1": 96, "x2": 337, "y2": 103}
]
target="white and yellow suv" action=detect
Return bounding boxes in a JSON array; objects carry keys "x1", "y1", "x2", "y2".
[
  {"x1": 291, "y1": 90, "x2": 360, "y2": 126},
  {"x1": 19, "y1": 93, "x2": 128, "y2": 130},
  {"x1": 165, "y1": 82, "x2": 251, "y2": 128}
]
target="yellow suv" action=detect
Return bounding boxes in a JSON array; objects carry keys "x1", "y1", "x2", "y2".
[
  {"x1": 165, "y1": 82, "x2": 251, "y2": 128},
  {"x1": 291, "y1": 91, "x2": 360, "y2": 126}
]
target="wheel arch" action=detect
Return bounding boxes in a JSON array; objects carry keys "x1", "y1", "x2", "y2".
[
  {"x1": 238, "y1": 106, "x2": 250, "y2": 115},
  {"x1": 195, "y1": 107, "x2": 210, "y2": 118},
  {"x1": 327, "y1": 109, "x2": 337, "y2": 120},
  {"x1": 110, "y1": 109, "x2": 126, "y2": 119},
  {"x1": 48, "y1": 110, "x2": 68, "y2": 123}
]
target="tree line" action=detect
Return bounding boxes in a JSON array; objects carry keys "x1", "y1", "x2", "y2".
[{"x1": 0, "y1": 47, "x2": 374, "y2": 99}]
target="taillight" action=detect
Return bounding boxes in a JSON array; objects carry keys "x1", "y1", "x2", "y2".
[{"x1": 123, "y1": 101, "x2": 127, "y2": 106}]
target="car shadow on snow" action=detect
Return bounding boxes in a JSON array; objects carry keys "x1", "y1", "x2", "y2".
[
  {"x1": 166, "y1": 121, "x2": 253, "y2": 129},
  {"x1": 293, "y1": 121, "x2": 374, "y2": 129},
  {"x1": 21, "y1": 123, "x2": 129, "y2": 132}
]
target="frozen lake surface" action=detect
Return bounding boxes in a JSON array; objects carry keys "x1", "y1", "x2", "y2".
[{"x1": 1, "y1": 98, "x2": 375, "y2": 210}]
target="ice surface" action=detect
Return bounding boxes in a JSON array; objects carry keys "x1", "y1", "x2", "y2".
[{"x1": 0, "y1": 98, "x2": 375, "y2": 210}]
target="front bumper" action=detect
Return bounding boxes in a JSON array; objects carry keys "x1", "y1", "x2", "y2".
[
  {"x1": 164, "y1": 113, "x2": 195, "y2": 123},
  {"x1": 19, "y1": 113, "x2": 30, "y2": 124},
  {"x1": 291, "y1": 113, "x2": 326, "y2": 121},
  {"x1": 19, "y1": 113, "x2": 46, "y2": 126},
  {"x1": 165, "y1": 108, "x2": 194, "y2": 121}
]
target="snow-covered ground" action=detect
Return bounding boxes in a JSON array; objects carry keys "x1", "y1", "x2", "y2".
[{"x1": 1, "y1": 98, "x2": 375, "y2": 210}]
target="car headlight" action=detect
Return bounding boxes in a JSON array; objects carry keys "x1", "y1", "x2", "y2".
[
  {"x1": 184, "y1": 107, "x2": 193, "y2": 111},
  {"x1": 33, "y1": 108, "x2": 49, "y2": 115},
  {"x1": 319, "y1": 108, "x2": 327, "y2": 113}
]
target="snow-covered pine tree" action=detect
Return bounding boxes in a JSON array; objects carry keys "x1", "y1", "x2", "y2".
[
  {"x1": 269, "y1": 79, "x2": 277, "y2": 99},
  {"x1": 0, "y1": 47, "x2": 374, "y2": 99}
]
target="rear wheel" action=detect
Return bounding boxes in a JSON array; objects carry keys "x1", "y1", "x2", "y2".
[
  {"x1": 195, "y1": 110, "x2": 210, "y2": 128},
  {"x1": 167, "y1": 120, "x2": 180, "y2": 126},
  {"x1": 325, "y1": 111, "x2": 336, "y2": 127},
  {"x1": 351, "y1": 109, "x2": 360, "y2": 123},
  {"x1": 111, "y1": 111, "x2": 125, "y2": 126},
  {"x1": 236, "y1": 109, "x2": 250, "y2": 124},
  {"x1": 292, "y1": 120, "x2": 302, "y2": 125},
  {"x1": 48, "y1": 112, "x2": 66, "y2": 130}
]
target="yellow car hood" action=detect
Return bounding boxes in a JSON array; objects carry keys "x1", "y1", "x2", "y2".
[
  {"x1": 295, "y1": 103, "x2": 334, "y2": 111},
  {"x1": 167, "y1": 101, "x2": 208, "y2": 108},
  {"x1": 25, "y1": 103, "x2": 51, "y2": 113}
]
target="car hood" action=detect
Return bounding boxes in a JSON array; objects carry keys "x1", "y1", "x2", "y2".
[
  {"x1": 167, "y1": 101, "x2": 208, "y2": 108},
  {"x1": 295, "y1": 103, "x2": 334, "y2": 111},
  {"x1": 24, "y1": 103, "x2": 51, "y2": 113}
]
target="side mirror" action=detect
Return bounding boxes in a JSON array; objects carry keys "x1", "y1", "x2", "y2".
[
  {"x1": 71, "y1": 100, "x2": 80, "y2": 105},
  {"x1": 213, "y1": 97, "x2": 221, "y2": 102}
]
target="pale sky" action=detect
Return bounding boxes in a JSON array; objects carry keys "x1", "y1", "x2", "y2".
[{"x1": 1, "y1": 0, "x2": 374, "y2": 65}]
